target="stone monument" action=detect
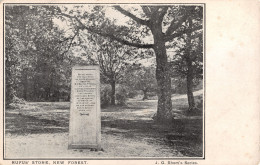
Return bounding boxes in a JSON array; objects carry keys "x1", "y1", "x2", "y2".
[{"x1": 68, "y1": 65, "x2": 101, "y2": 150}]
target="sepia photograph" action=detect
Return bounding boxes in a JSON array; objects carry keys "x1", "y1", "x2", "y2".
[
  {"x1": 3, "y1": 3, "x2": 205, "y2": 159},
  {"x1": 1, "y1": 0, "x2": 260, "y2": 164},
  {"x1": 0, "y1": 2, "x2": 204, "y2": 160}
]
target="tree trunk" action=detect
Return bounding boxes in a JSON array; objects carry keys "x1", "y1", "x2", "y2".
[
  {"x1": 151, "y1": 24, "x2": 173, "y2": 123},
  {"x1": 186, "y1": 17, "x2": 195, "y2": 110},
  {"x1": 110, "y1": 80, "x2": 116, "y2": 105},
  {"x1": 23, "y1": 69, "x2": 28, "y2": 100},
  {"x1": 186, "y1": 60, "x2": 195, "y2": 110},
  {"x1": 142, "y1": 89, "x2": 148, "y2": 100},
  {"x1": 33, "y1": 79, "x2": 37, "y2": 101},
  {"x1": 45, "y1": 87, "x2": 50, "y2": 101}
]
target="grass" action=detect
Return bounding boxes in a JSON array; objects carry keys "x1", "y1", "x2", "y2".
[{"x1": 5, "y1": 93, "x2": 203, "y2": 158}]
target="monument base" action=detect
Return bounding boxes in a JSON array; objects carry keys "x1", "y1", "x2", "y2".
[{"x1": 68, "y1": 144, "x2": 102, "y2": 150}]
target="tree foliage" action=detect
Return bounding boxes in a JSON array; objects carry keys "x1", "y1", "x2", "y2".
[
  {"x1": 55, "y1": 5, "x2": 203, "y2": 122},
  {"x1": 169, "y1": 13, "x2": 203, "y2": 110},
  {"x1": 5, "y1": 5, "x2": 84, "y2": 104},
  {"x1": 5, "y1": 5, "x2": 203, "y2": 121},
  {"x1": 124, "y1": 66, "x2": 157, "y2": 100}
]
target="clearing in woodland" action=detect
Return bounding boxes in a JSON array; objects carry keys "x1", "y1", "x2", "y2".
[{"x1": 5, "y1": 91, "x2": 203, "y2": 158}]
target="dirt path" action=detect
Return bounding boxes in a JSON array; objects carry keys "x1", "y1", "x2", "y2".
[{"x1": 5, "y1": 95, "x2": 203, "y2": 158}]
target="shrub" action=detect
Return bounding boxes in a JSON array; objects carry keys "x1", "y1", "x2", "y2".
[
  {"x1": 127, "y1": 90, "x2": 138, "y2": 98},
  {"x1": 8, "y1": 95, "x2": 26, "y2": 109},
  {"x1": 195, "y1": 95, "x2": 203, "y2": 110},
  {"x1": 100, "y1": 84, "x2": 128, "y2": 107},
  {"x1": 100, "y1": 84, "x2": 111, "y2": 107},
  {"x1": 115, "y1": 85, "x2": 127, "y2": 105}
]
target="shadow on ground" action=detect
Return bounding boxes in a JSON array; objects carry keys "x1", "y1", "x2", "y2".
[
  {"x1": 102, "y1": 118, "x2": 203, "y2": 157},
  {"x1": 5, "y1": 113, "x2": 69, "y2": 134},
  {"x1": 5, "y1": 95, "x2": 203, "y2": 157}
]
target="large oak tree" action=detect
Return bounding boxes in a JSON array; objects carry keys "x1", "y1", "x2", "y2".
[{"x1": 57, "y1": 5, "x2": 203, "y2": 122}]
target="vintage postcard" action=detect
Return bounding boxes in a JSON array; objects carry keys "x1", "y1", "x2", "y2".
[{"x1": 0, "y1": 0, "x2": 259, "y2": 165}]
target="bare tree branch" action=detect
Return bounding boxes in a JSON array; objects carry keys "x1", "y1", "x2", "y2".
[
  {"x1": 59, "y1": 12, "x2": 154, "y2": 49},
  {"x1": 191, "y1": 32, "x2": 203, "y2": 40},
  {"x1": 164, "y1": 25, "x2": 202, "y2": 42},
  {"x1": 141, "y1": 6, "x2": 152, "y2": 18},
  {"x1": 113, "y1": 6, "x2": 150, "y2": 26},
  {"x1": 165, "y1": 14, "x2": 189, "y2": 36},
  {"x1": 59, "y1": 29, "x2": 79, "y2": 56},
  {"x1": 98, "y1": 33, "x2": 153, "y2": 49},
  {"x1": 158, "y1": 6, "x2": 169, "y2": 22}
]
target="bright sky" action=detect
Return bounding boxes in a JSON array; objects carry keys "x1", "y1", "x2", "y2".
[
  {"x1": 105, "y1": 5, "x2": 147, "y2": 25},
  {"x1": 105, "y1": 6, "x2": 130, "y2": 24}
]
